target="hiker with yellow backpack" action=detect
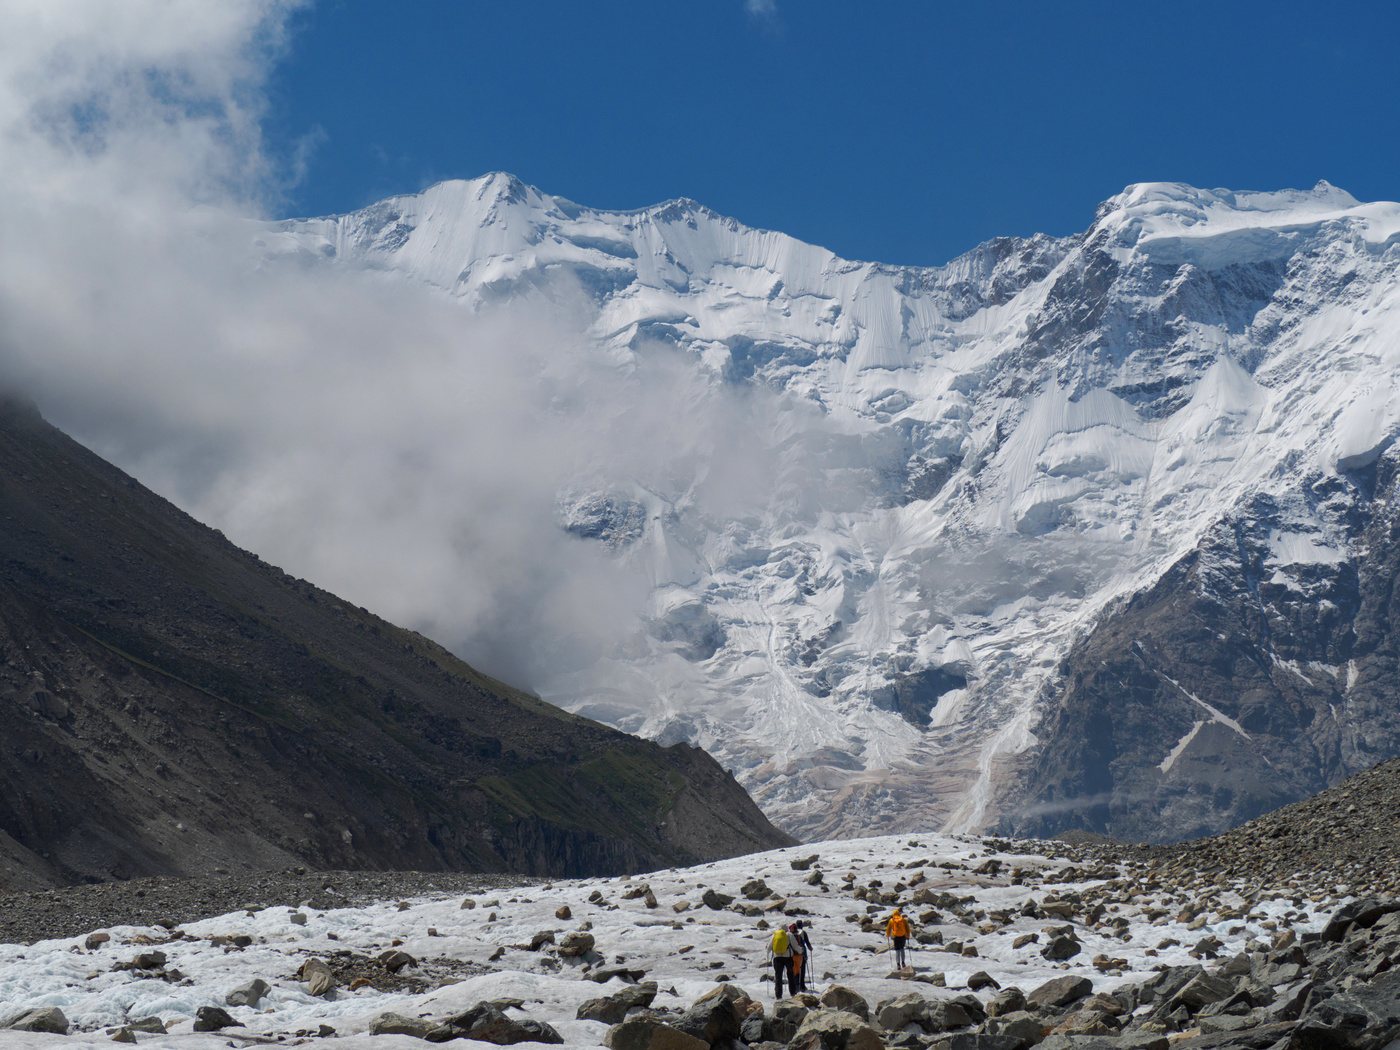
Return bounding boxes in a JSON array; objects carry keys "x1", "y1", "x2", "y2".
[
  {"x1": 766, "y1": 923, "x2": 794, "y2": 998},
  {"x1": 885, "y1": 907, "x2": 910, "y2": 970}
]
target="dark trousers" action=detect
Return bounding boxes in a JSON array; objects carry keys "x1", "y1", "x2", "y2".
[{"x1": 772, "y1": 956, "x2": 792, "y2": 997}]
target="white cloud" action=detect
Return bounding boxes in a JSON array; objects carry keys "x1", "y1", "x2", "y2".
[
  {"x1": 745, "y1": 0, "x2": 778, "y2": 20},
  {"x1": 0, "y1": 0, "x2": 793, "y2": 691}
]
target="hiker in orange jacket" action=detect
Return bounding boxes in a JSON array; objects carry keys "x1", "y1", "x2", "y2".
[{"x1": 886, "y1": 907, "x2": 910, "y2": 969}]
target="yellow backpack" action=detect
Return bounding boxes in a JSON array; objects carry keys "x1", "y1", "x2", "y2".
[{"x1": 771, "y1": 928, "x2": 789, "y2": 953}]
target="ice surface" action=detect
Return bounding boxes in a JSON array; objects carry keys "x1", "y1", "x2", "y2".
[{"x1": 0, "y1": 834, "x2": 1337, "y2": 1048}]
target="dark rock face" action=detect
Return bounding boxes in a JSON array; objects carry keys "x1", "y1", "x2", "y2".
[
  {"x1": 1004, "y1": 457, "x2": 1400, "y2": 843},
  {"x1": 0, "y1": 400, "x2": 795, "y2": 889}
]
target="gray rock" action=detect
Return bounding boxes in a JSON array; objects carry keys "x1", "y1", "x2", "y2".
[
  {"x1": 675, "y1": 983, "x2": 748, "y2": 1043},
  {"x1": 226, "y1": 977, "x2": 272, "y2": 1007},
  {"x1": 792, "y1": 1008, "x2": 884, "y2": 1050},
  {"x1": 876, "y1": 993, "x2": 932, "y2": 1031},
  {"x1": 85, "y1": 931, "x2": 111, "y2": 950},
  {"x1": 742, "y1": 879, "x2": 772, "y2": 900},
  {"x1": 987, "y1": 989, "x2": 1028, "y2": 1018},
  {"x1": 1027, "y1": 976, "x2": 1093, "y2": 1011},
  {"x1": 193, "y1": 1006, "x2": 242, "y2": 1032},
  {"x1": 1041, "y1": 937, "x2": 1081, "y2": 962},
  {"x1": 1168, "y1": 973, "x2": 1235, "y2": 1012},
  {"x1": 3, "y1": 1007, "x2": 69, "y2": 1034},
  {"x1": 981, "y1": 1012, "x2": 1047, "y2": 1050},
  {"x1": 791, "y1": 855, "x2": 821, "y2": 871},
  {"x1": 380, "y1": 949, "x2": 417, "y2": 973},
  {"x1": 531, "y1": 930, "x2": 557, "y2": 951},
  {"x1": 929, "y1": 1034, "x2": 1025, "y2": 1050},
  {"x1": 605, "y1": 1017, "x2": 711, "y2": 1050},
  {"x1": 371, "y1": 1011, "x2": 435, "y2": 1037},
  {"x1": 578, "y1": 983, "x2": 659, "y2": 1023},
  {"x1": 589, "y1": 966, "x2": 649, "y2": 984},
  {"x1": 1293, "y1": 970, "x2": 1400, "y2": 1050},
  {"x1": 300, "y1": 956, "x2": 335, "y2": 997},
  {"x1": 430, "y1": 1002, "x2": 564, "y2": 1045},
  {"x1": 1319, "y1": 899, "x2": 1400, "y2": 943},
  {"x1": 703, "y1": 889, "x2": 736, "y2": 910},
  {"x1": 820, "y1": 986, "x2": 870, "y2": 1020},
  {"x1": 560, "y1": 931, "x2": 596, "y2": 956}
]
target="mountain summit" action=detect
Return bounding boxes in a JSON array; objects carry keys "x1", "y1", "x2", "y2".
[{"x1": 269, "y1": 176, "x2": 1400, "y2": 843}]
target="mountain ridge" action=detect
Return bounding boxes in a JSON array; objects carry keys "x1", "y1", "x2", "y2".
[
  {"x1": 247, "y1": 174, "x2": 1400, "y2": 843},
  {"x1": 0, "y1": 396, "x2": 794, "y2": 890}
]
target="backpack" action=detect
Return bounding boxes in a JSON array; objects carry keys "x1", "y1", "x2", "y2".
[
  {"x1": 889, "y1": 914, "x2": 909, "y2": 937},
  {"x1": 771, "y1": 928, "x2": 789, "y2": 953}
]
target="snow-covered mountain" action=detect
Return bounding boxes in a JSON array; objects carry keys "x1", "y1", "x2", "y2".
[{"x1": 270, "y1": 174, "x2": 1400, "y2": 843}]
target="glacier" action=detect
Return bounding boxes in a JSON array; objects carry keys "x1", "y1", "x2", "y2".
[{"x1": 270, "y1": 174, "x2": 1400, "y2": 842}]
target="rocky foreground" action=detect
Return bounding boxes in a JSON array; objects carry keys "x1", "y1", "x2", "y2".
[{"x1": 1, "y1": 760, "x2": 1399, "y2": 1047}]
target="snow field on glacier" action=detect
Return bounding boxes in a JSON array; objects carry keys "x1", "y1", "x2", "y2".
[{"x1": 0, "y1": 833, "x2": 1336, "y2": 1049}]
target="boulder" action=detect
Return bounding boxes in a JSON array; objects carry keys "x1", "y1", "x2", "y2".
[
  {"x1": 85, "y1": 931, "x2": 111, "y2": 950},
  {"x1": 875, "y1": 993, "x2": 930, "y2": 1031},
  {"x1": 560, "y1": 931, "x2": 596, "y2": 956},
  {"x1": 132, "y1": 950, "x2": 168, "y2": 969},
  {"x1": 193, "y1": 1006, "x2": 242, "y2": 1032},
  {"x1": 1047, "y1": 1009, "x2": 1117, "y2": 1036},
  {"x1": 557, "y1": 905, "x2": 573, "y2": 920},
  {"x1": 941, "y1": 996, "x2": 985, "y2": 1027},
  {"x1": 590, "y1": 966, "x2": 649, "y2": 984},
  {"x1": 1040, "y1": 937, "x2": 1080, "y2": 961},
  {"x1": 226, "y1": 977, "x2": 272, "y2": 1007},
  {"x1": 703, "y1": 889, "x2": 735, "y2": 910},
  {"x1": 1293, "y1": 970, "x2": 1400, "y2": 1050},
  {"x1": 1026, "y1": 976, "x2": 1092, "y2": 1011},
  {"x1": 1168, "y1": 972, "x2": 1235, "y2": 1012},
  {"x1": 820, "y1": 986, "x2": 870, "y2": 1020},
  {"x1": 578, "y1": 984, "x2": 659, "y2": 1024},
  {"x1": 299, "y1": 957, "x2": 335, "y2": 997},
  {"x1": 927, "y1": 1034, "x2": 1025, "y2": 1050},
  {"x1": 3, "y1": 1007, "x2": 69, "y2": 1034},
  {"x1": 792, "y1": 1008, "x2": 884, "y2": 1050},
  {"x1": 1320, "y1": 899, "x2": 1400, "y2": 943},
  {"x1": 742, "y1": 879, "x2": 771, "y2": 900},
  {"x1": 981, "y1": 1011, "x2": 1046, "y2": 1049},
  {"x1": 430, "y1": 1002, "x2": 564, "y2": 1045},
  {"x1": 676, "y1": 983, "x2": 749, "y2": 1043},
  {"x1": 371, "y1": 1011, "x2": 435, "y2": 1038},
  {"x1": 530, "y1": 930, "x2": 557, "y2": 951},
  {"x1": 380, "y1": 949, "x2": 417, "y2": 973},
  {"x1": 986, "y1": 988, "x2": 1027, "y2": 1017},
  {"x1": 791, "y1": 855, "x2": 821, "y2": 871},
  {"x1": 968, "y1": 971, "x2": 1001, "y2": 991},
  {"x1": 606, "y1": 1018, "x2": 710, "y2": 1050}
]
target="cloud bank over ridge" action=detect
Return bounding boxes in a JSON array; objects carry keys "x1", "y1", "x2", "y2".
[{"x1": 0, "y1": 0, "x2": 790, "y2": 689}]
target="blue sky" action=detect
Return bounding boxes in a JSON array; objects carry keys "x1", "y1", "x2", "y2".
[{"x1": 265, "y1": 1, "x2": 1400, "y2": 268}]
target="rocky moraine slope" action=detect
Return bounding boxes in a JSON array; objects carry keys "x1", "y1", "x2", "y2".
[{"x1": 0, "y1": 397, "x2": 793, "y2": 891}]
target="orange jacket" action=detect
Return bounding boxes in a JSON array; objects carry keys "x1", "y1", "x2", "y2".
[{"x1": 887, "y1": 913, "x2": 909, "y2": 938}]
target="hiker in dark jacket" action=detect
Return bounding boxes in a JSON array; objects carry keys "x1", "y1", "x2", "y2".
[{"x1": 790, "y1": 920, "x2": 814, "y2": 990}]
